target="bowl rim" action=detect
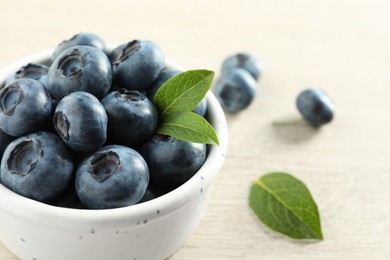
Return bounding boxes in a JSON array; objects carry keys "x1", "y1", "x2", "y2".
[{"x1": 0, "y1": 48, "x2": 228, "y2": 228}]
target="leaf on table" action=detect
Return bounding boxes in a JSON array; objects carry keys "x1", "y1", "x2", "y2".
[{"x1": 249, "y1": 172, "x2": 323, "y2": 240}]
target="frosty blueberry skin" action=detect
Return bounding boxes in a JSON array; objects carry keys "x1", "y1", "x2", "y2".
[
  {"x1": 296, "y1": 88, "x2": 334, "y2": 127},
  {"x1": 47, "y1": 46, "x2": 112, "y2": 100},
  {"x1": 213, "y1": 68, "x2": 257, "y2": 113},
  {"x1": 5, "y1": 63, "x2": 49, "y2": 87},
  {"x1": 52, "y1": 32, "x2": 108, "y2": 60},
  {"x1": 0, "y1": 79, "x2": 52, "y2": 137},
  {"x1": 75, "y1": 145, "x2": 149, "y2": 209},
  {"x1": 0, "y1": 131, "x2": 74, "y2": 203},
  {"x1": 139, "y1": 135, "x2": 207, "y2": 186},
  {"x1": 221, "y1": 52, "x2": 262, "y2": 81},
  {"x1": 0, "y1": 129, "x2": 14, "y2": 157},
  {"x1": 111, "y1": 40, "x2": 165, "y2": 91},
  {"x1": 53, "y1": 91, "x2": 108, "y2": 153},
  {"x1": 101, "y1": 89, "x2": 158, "y2": 148}
]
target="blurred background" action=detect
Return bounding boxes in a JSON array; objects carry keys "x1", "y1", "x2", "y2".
[{"x1": 1, "y1": 0, "x2": 390, "y2": 259}]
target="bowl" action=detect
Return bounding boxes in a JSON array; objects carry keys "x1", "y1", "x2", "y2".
[{"x1": 0, "y1": 49, "x2": 228, "y2": 260}]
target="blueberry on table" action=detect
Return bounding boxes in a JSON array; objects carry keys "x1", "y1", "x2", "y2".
[
  {"x1": 101, "y1": 89, "x2": 158, "y2": 148},
  {"x1": 53, "y1": 91, "x2": 107, "y2": 153},
  {"x1": 5, "y1": 63, "x2": 49, "y2": 87},
  {"x1": 139, "y1": 135, "x2": 207, "y2": 186},
  {"x1": 47, "y1": 46, "x2": 112, "y2": 100},
  {"x1": 0, "y1": 79, "x2": 52, "y2": 137},
  {"x1": 213, "y1": 68, "x2": 257, "y2": 113},
  {"x1": 0, "y1": 131, "x2": 74, "y2": 203},
  {"x1": 52, "y1": 32, "x2": 108, "y2": 60},
  {"x1": 75, "y1": 145, "x2": 149, "y2": 209},
  {"x1": 221, "y1": 52, "x2": 262, "y2": 81},
  {"x1": 296, "y1": 88, "x2": 334, "y2": 127},
  {"x1": 111, "y1": 40, "x2": 165, "y2": 91}
]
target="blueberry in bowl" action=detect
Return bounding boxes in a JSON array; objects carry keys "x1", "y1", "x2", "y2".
[
  {"x1": 0, "y1": 78, "x2": 52, "y2": 137},
  {"x1": 101, "y1": 89, "x2": 158, "y2": 149},
  {"x1": 53, "y1": 91, "x2": 108, "y2": 153},
  {"x1": 47, "y1": 45, "x2": 112, "y2": 100},
  {"x1": 0, "y1": 47, "x2": 228, "y2": 260}
]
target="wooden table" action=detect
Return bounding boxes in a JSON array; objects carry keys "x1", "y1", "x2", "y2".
[{"x1": 1, "y1": 0, "x2": 389, "y2": 259}]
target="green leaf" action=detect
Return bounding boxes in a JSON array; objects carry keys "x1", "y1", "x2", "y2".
[
  {"x1": 153, "y1": 69, "x2": 214, "y2": 117},
  {"x1": 249, "y1": 172, "x2": 323, "y2": 240},
  {"x1": 157, "y1": 111, "x2": 219, "y2": 145}
]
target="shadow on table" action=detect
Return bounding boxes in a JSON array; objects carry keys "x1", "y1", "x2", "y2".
[{"x1": 270, "y1": 120, "x2": 319, "y2": 144}]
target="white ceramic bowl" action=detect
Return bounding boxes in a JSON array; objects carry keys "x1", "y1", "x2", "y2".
[{"x1": 0, "y1": 49, "x2": 228, "y2": 260}]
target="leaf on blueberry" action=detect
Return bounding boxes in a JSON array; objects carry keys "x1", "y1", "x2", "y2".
[
  {"x1": 153, "y1": 70, "x2": 214, "y2": 116},
  {"x1": 157, "y1": 111, "x2": 219, "y2": 146},
  {"x1": 249, "y1": 172, "x2": 323, "y2": 240},
  {"x1": 153, "y1": 69, "x2": 219, "y2": 145}
]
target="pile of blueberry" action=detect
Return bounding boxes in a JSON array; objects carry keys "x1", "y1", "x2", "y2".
[
  {"x1": 0, "y1": 33, "x2": 209, "y2": 209},
  {"x1": 213, "y1": 52, "x2": 262, "y2": 113}
]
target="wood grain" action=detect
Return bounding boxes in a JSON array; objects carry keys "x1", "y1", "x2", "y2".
[{"x1": 1, "y1": 0, "x2": 390, "y2": 259}]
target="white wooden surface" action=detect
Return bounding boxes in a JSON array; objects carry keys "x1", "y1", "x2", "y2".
[{"x1": 1, "y1": 0, "x2": 390, "y2": 259}]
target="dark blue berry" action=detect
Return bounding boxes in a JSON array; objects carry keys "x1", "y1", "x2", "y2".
[
  {"x1": 0, "y1": 131, "x2": 74, "y2": 203},
  {"x1": 296, "y1": 88, "x2": 334, "y2": 127},
  {"x1": 213, "y1": 68, "x2": 256, "y2": 113},
  {"x1": 111, "y1": 40, "x2": 164, "y2": 91},
  {"x1": 53, "y1": 91, "x2": 107, "y2": 153},
  {"x1": 47, "y1": 46, "x2": 112, "y2": 100},
  {"x1": 5, "y1": 63, "x2": 49, "y2": 87},
  {"x1": 75, "y1": 145, "x2": 149, "y2": 209},
  {"x1": 139, "y1": 135, "x2": 206, "y2": 186},
  {"x1": 0, "y1": 129, "x2": 14, "y2": 157},
  {"x1": 52, "y1": 32, "x2": 108, "y2": 60},
  {"x1": 0, "y1": 79, "x2": 52, "y2": 137},
  {"x1": 101, "y1": 89, "x2": 158, "y2": 148},
  {"x1": 222, "y1": 52, "x2": 262, "y2": 80}
]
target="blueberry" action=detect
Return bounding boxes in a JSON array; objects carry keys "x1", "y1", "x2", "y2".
[
  {"x1": 101, "y1": 89, "x2": 158, "y2": 148},
  {"x1": 148, "y1": 69, "x2": 208, "y2": 116},
  {"x1": 48, "y1": 183, "x2": 86, "y2": 209},
  {"x1": 213, "y1": 68, "x2": 257, "y2": 113},
  {"x1": 221, "y1": 52, "x2": 262, "y2": 81},
  {"x1": 108, "y1": 43, "x2": 127, "y2": 64},
  {"x1": 0, "y1": 131, "x2": 74, "y2": 203},
  {"x1": 75, "y1": 145, "x2": 149, "y2": 209},
  {"x1": 0, "y1": 79, "x2": 52, "y2": 137},
  {"x1": 139, "y1": 135, "x2": 207, "y2": 186},
  {"x1": 52, "y1": 32, "x2": 108, "y2": 60},
  {"x1": 47, "y1": 46, "x2": 112, "y2": 100},
  {"x1": 296, "y1": 88, "x2": 334, "y2": 127},
  {"x1": 137, "y1": 181, "x2": 180, "y2": 204},
  {"x1": 53, "y1": 91, "x2": 107, "y2": 153},
  {"x1": 111, "y1": 40, "x2": 165, "y2": 91},
  {"x1": 5, "y1": 63, "x2": 49, "y2": 87},
  {"x1": 0, "y1": 129, "x2": 14, "y2": 157}
]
